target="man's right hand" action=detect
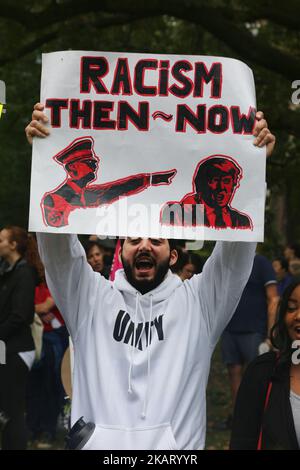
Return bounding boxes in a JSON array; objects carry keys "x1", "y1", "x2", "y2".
[{"x1": 25, "y1": 102, "x2": 50, "y2": 145}]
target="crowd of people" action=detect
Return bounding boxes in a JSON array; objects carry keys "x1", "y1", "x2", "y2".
[{"x1": 0, "y1": 221, "x2": 299, "y2": 449}]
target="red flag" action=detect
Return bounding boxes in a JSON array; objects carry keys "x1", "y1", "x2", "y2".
[{"x1": 109, "y1": 239, "x2": 123, "y2": 281}]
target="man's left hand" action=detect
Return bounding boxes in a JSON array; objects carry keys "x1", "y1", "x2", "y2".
[{"x1": 253, "y1": 111, "x2": 276, "y2": 158}]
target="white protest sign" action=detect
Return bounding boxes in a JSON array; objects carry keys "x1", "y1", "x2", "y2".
[{"x1": 29, "y1": 51, "x2": 266, "y2": 241}]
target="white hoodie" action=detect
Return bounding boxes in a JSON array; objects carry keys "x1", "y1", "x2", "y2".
[{"x1": 37, "y1": 233, "x2": 256, "y2": 450}]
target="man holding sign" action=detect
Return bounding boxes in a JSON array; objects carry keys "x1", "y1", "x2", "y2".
[
  {"x1": 25, "y1": 51, "x2": 275, "y2": 450},
  {"x1": 27, "y1": 106, "x2": 274, "y2": 451}
]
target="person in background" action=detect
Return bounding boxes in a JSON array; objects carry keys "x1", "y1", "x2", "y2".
[
  {"x1": 172, "y1": 249, "x2": 204, "y2": 281},
  {"x1": 96, "y1": 238, "x2": 116, "y2": 278},
  {"x1": 0, "y1": 257, "x2": 8, "y2": 273},
  {"x1": 85, "y1": 238, "x2": 115, "y2": 278},
  {"x1": 0, "y1": 226, "x2": 36, "y2": 450},
  {"x1": 220, "y1": 253, "x2": 279, "y2": 428},
  {"x1": 284, "y1": 243, "x2": 300, "y2": 277},
  {"x1": 85, "y1": 240, "x2": 105, "y2": 274},
  {"x1": 26, "y1": 238, "x2": 69, "y2": 449},
  {"x1": 272, "y1": 257, "x2": 294, "y2": 296},
  {"x1": 230, "y1": 280, "x2": 300, "y2": 449}
]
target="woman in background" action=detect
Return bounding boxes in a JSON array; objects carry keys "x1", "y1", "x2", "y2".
[
  {"x1": 230, "y1": 280, "x2": 300, "y2": 449},
  {"x1": 0, "y1": 226, "x2": 36, "y2": 450},
  {"x1": 26, "y1": 239, "x2": 69, "y2": 449}
]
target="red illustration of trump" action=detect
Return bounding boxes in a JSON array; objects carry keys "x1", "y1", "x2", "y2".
[
  {"x1": 41, "y1": 136, "x2": 176, "y2": 227},
  {"x1": 160, "y1": 155, "x2": 252, "y2": 230}
]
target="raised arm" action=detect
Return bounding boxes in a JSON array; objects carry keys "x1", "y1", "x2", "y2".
[
  {"x1": 26, "y1": 103, "x2": 110, "y2": 338},
  {"x1": 36, "y1": 233, "x2": 109, "y2": 340},
  {"x1": 189, "y1": 241, "x2": 257, "y2": 346}
]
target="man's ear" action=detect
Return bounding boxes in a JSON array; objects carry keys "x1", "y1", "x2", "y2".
[{"x1": 169, "y1": 249, "x2": 178, "y2": 267}]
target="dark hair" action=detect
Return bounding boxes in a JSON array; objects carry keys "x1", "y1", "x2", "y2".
[
  {"x1": 271, "y1": 279, "x2": 300, "y2": 363},
  {"x1": 3, "y1": 226, "x2": 41, "y2": 280},
  {"x1": 273, "y1": 256, "x2": 289, "y2": 272},
  {"x1": 84, "y1": 240, "x2": 104, "y2": 257},
  {"x1": 24, "y1": 233, "x2": 46, "y2": 283},
  {"x1": 4, "y1": 226, "x2": 30, "y2": 257},
  {"x1": 286, "y1": 243, "x2": 300, "y2": 258},
  {"x1": 172, "y1": 249, "x2": 204, "y2": 274},
  {"x1": 171, "y1": 248, "x2": 189, "y2": 273},
  {"x1": 168, "y1": 239, "x2": 177, "y2": 251}
]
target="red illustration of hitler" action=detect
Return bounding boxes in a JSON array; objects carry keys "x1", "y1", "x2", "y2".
[
  {"x1": 41, "y1": 136, "x2": 176, "y2": 227},
  {"x1": 160, "y1": 155, "x2": 252, "y2": 229}
]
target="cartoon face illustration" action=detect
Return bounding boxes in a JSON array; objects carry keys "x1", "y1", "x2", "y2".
[
  {"x1": 194, "y1": 157, "x2": 240, "y2": 209},
  {"x1": 66, "y1": 158, "x2": 98, "y2": 185},
  {"x1": 55, "y1": 137, "x2": 100, "y2": 187}
]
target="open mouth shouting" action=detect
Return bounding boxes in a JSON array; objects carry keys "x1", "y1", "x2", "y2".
[{"x1": 134, "y1": 255, "x2": 156, "y2": 278}]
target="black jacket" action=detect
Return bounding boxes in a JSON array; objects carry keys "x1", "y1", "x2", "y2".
[
  {"x1": 0, "y1": 258, "x2": 35, "y2": 354},
  {"x1": 230, "y1": 351, "x2": 299, "y2": 450}
]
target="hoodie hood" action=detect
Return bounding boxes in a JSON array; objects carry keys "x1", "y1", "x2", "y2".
[{"x1": 114, "y1": 268, "x2": 182, "y2": 305}]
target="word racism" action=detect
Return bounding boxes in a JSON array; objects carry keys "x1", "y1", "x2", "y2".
[{"x1": 45, "y1": 56, "x2": 256, "y2": 134}]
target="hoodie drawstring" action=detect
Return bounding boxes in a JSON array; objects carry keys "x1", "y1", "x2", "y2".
[
  {"x1": 128, "y1": 292, "x2": 139, "y2": 394},
  {"x1": 141, "y1": 294, "x2": 153, "y2": 419},
  {"x1": 127, "y1": 292, "x2": 154, "y2": 419}
]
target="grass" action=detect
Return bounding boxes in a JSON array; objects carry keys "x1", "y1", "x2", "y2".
[{"x1": 205, "y1": 341, "x2": 231, "y2": 450}]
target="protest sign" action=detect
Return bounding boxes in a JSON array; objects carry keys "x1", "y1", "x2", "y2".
[{"x1": 29, "y1": 51, "x2": 265, "y2": 240}]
